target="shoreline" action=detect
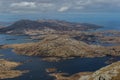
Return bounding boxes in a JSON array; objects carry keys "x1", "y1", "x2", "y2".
[{"x1": 0, "y1": 59, "x2": 28, "y2": 79}]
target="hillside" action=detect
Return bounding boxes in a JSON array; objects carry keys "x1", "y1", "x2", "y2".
[
  {"x1": 91, "y1": 61, "x2": 120, "y2": 80},
  {"x1": 3, "y1": 35, "x2": 92, "y2": 57},
  {"x1": 0, "y1": 22, "x2": 12, "y2": 26},
  {"x1": 0, "y1": 20, "x2": 102, "y2": 34},
  {"x1": 2, "y1": 34, "x2": 113, "y2": 58}
]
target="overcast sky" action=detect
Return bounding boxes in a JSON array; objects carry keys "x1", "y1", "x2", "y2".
[{"x1": 0, "y1": 0, "x2": 120, "y2": 14}]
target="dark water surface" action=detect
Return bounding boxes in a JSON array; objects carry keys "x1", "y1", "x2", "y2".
[
  {"x1": 0, "y1": 34, "x2": 120, "y2": 80},
  {"x1": 0, "y1": 49, "x2": 111, "y2": 80}
]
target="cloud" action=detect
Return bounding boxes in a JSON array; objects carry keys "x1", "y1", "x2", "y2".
[
  {"x1": 58, "y1": 6, "x2": 70, "y2": 12},
  {"x1": 76, "y1": 0, "x2": 92, "y2": 6},
  {"x1": 9, "y1": 1, "x2": 55, "y2": 13},
  {"x1": 11, "y1": 2, "x2": 36, "y2": 8},
  {"x1": 38, "y1": 3, "x2": 54, "y2": 8}
]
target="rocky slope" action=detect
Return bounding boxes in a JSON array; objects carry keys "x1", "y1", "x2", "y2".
[
  {"x1": 0, "y1": 20, "x2": 102, "y2": 34},
  {"x1": 3, "y1": 34, "x2": 119, "y2": 58},
  {"x1": 3, "y1": 35, "x2": 94, "y2": 57}
]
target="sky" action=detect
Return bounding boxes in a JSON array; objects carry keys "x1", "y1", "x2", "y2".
[
  {"x1": 0, "y1": 0, "x2": 120, "y2": 14},
  {"x1": 0, "y1": 0, "x2": 120, "y2": 21}
]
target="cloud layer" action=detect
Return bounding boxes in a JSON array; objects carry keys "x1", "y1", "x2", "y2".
[{"x1": 0, "y1": 0, "x2": 120, "y2": 14}]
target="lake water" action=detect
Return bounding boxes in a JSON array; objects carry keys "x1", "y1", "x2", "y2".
[
  {"x1": 0, "y1": 49, "x2": 111, "y2": 80},
  {"x1": 0, "y1": 34, "x2": 120, "y2": 80}
]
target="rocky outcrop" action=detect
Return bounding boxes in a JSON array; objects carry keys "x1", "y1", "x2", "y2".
[
  {"x1": 78, "y1": 61, "x2": 120, "y2": 80},
  {"x1": 47, "y1": 61, "x2": 120, "y2": 80},
  {"x1": 50, "y1": 72, "x2": 92, "y2": 80},
  {"x1": 107, "y1": 46, "x2": 120, "y2": 56},
  {"x1": 93, "y1": 30, "x2": 120, "y2": 45}
]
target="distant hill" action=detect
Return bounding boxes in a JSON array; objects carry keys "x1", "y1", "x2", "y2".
[
  {"x1": 0, "y1": 19, "x2": 102, "y2": 34},
  {"x1": 0, "y1": 22, "x2": 12, "y2": 26},
  {"x1": 0, "y1": 26, "x2": 4, "y2": 29}
]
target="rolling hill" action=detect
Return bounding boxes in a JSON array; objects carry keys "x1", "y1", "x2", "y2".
[{"x1": 0, "y1": 19, "x2": 102, "y2": 34}]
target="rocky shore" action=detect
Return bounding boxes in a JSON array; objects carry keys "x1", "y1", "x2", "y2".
[
  {"x1": 49, "y1": 61, "x2": 120, "y2": 80},
  {"x1": 0, "y1": 59, "x2": 27, "y2": 79},
  {"x1": 50, "y1": 72, "x2": 92, "y2": 80},
  {"x1": 87, "y1": 61, "x2": 120, "y2": 80}
]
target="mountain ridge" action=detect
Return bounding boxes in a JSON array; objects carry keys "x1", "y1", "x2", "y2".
[{"x1": 0, "y1": 19, "x2": 102, "y2": 34}]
